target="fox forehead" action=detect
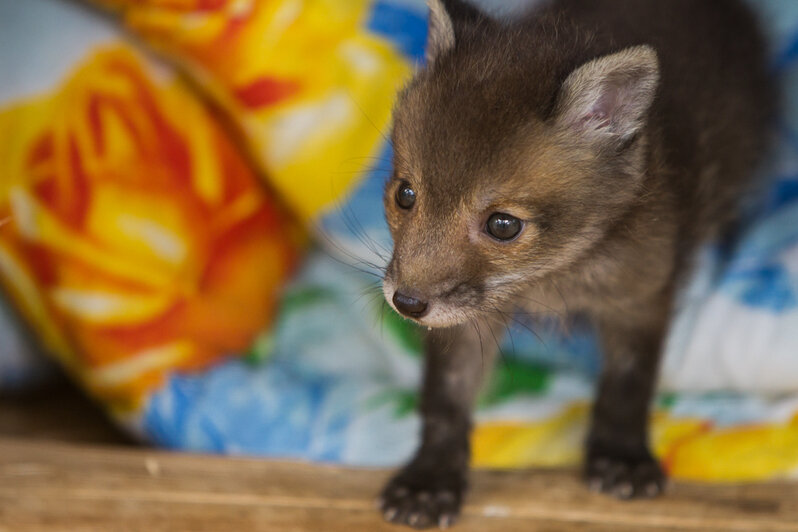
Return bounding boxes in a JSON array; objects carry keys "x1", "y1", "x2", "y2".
[
  {"x1": 391, "y1": 106, "x2": 587, "y2": 217},
  {"x1": 392, "y1": 82, "x2": 539, "y2": 183}
]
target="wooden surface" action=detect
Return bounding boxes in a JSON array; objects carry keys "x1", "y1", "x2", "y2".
[
  {"x1": 1, "y1": 384, "x2": 797, "y2": 531},
  {"x1": 0, "y1": 437, "x2": 797, "y2": 532}
]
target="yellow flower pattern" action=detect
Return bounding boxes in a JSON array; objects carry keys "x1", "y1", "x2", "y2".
[
  {"x1": 0, "y1": 47, "x2": 300, "y2": 408},
  {"x1": 91, "y1": 0, "x2": 412, "y2": 222}
]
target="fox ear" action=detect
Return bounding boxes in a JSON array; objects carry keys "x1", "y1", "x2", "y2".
[
  {"x1": 426, "y1": 0, "x2": 485, "y2": 66},
  {"x1": 554, "y1": 45, "x2": 660, "y2": 147}
]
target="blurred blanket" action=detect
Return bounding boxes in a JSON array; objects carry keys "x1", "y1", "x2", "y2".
[{"x1": 0, "y1": 0, "x2": 797, "y2": 482}]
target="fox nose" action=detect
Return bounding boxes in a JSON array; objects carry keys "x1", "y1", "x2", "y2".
[{"x1": 392, "y1": 291, "x2": 429, "y2": 318}]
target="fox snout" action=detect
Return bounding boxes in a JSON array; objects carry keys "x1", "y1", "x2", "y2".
[{"x1": 382, "y1": 260, "x2": 485, "y2": 328}]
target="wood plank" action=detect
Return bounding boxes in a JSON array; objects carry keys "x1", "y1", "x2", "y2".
[{"x1": 0, "y1": 438, "x2": 796, "y2": 531}]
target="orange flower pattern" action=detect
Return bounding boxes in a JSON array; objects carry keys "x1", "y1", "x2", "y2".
[
  {"x1": 88, "y1": 0, "x2": 412, "y2": 222},
  {"x1": 0, "y1": 47, "x2": 301, "y2": 408}
]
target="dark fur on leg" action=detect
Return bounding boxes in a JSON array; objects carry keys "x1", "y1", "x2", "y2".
[
  {"x1": 585, "y1": 299, "x2": 670, "y2": 499},
  {"x1": 379, "y1": 318, "x2": 504, "y2": 529}
]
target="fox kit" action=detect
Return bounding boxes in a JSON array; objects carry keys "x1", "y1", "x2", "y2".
[{"x1": 379, "y1": 0, "x2": 774, "y2": 528}]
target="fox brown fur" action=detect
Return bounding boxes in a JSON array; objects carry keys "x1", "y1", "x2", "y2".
[{"x1": 379, "y1": 0, "x2": 775, "y2": 528}]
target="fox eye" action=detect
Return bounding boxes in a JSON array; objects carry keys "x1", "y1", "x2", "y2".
[
  {"x1": 395, "y1": 182, "x2": 416, "y2": 209},
  {"x1": 486, "y1": 213, "x2": 523, "y2": 241}
]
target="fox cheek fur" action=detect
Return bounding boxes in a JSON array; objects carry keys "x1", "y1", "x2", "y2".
[{"x1": 379, "y1": 0, "x2": 775, "y2": 528}]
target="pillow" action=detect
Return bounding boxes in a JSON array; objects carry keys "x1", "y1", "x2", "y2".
[
  {"x1": 0, "y1": 0, "x2": 300, "y2": 408},
  {"x1": 87, "y1": 0, "x2": 420, "y2": 225}
]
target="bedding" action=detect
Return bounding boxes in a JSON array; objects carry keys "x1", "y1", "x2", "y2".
[{"x1": 1, "y1": 0, "x2": 797, "y2": 481}]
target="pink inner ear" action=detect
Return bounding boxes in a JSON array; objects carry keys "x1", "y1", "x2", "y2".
[
  {"x1": 561, "y1": 48, "x2": 658, "y2": 141},
  {"x1": 582, "y1": 107, "x2": 611, "y2": 129},
  {"x1": 582, "y1": 80, "x2": 626, "y2": 131}
]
